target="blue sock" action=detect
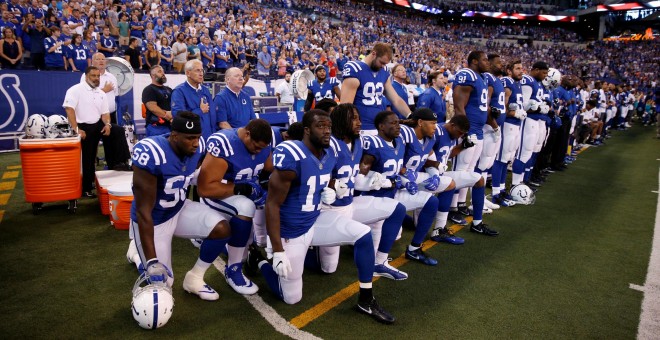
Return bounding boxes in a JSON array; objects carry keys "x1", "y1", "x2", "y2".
[
  {"x1": 437, "y1": 189, "x2": 454, "y2": 213},
  {"x1": 411, "y1": 195, "x2": 439, "y2": 245},
  {"x1": 228, "y1": 216, "x2": 252, "y2": 247},
  {"x1": 199, "y1": 237, "x2": 229, "y2": 263},
  {"x1": 491, "y1": 161, "x2": 505, "y2": 195},
  {"x1": 513, "y1": 158, "x2": 526, "y2": 176},
  {"x1": 304, "y1": 247, "x2": 322, "y2": 272},
  {"x1": 260, "y1": 263, "x2": 284, "y2": 300},
  {"x1": 378, "y1": 203, "x2": 406, "y2": 254},
  {"x1": 354, "y1": 233, "x2": 375, "y2": 283},
  {"x1": 472, "y1": 185, "x2": 485, "y2": 221}
]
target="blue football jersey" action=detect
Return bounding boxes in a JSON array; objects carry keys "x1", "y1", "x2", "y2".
[
  {"x1": 273, "y1": 140, "x2": 337, "y2": 238},
  {"x1": 130, "y1": 134, "x2": 206, "y2": 225},
  {"x1": 400, "y1": 125, "x2": 434, "y2": 174},
  {"x1": 206, "y1": 129, "x2": 270, "y2": 182},
  {"x1": 521, "y1": 75, "x2": 545, "y2": 120},
  {"x1": 308, "y1": 77, "x2": 339, "y2": 101},
  {"x1": 503, "y1": 76, "x2": 524, "y2": 126},
  {"x1": 453, "y1": 68, "x2": 488, "y2": 139},
  {"x1": 271, "y1": 126, "x2": 286, "y2": 147},
  {"x1": 342, "y1": 61, "x2": 390, "y2": 130},
  {"x1": 484, "y1": 72, "x2": 506, "y2": 127},
  {"x1": 433, "y1": 124, "x2": 455, "y2": 169},
  {"x1": 361, "y1": 134, "x2": 405, "y2": 198},
  {"x1": 328, "y1": 136, "x2": 363, "y2": 207}
]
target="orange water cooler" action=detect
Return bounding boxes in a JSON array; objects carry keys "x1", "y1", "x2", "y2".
[
  {"x1": 95, "y1": 170, "x2": 133, "y2": 216},
  {"x1": 108, "y1": 183, "x2": 133, "y2": 230},
  {"x1": 19, "y1": 136, "x2": 81, "y2": 214}
]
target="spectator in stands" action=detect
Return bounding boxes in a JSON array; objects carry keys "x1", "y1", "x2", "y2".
[
  {"x1": 0, "y1": 26, "x2": 21, "y2": 69},
  {"x1": 117, "y1": 15, "x2": 129, "y2": 48},
  {"x1": 257, "y1": 45, "x2": 271, "y2": 76},
  {"x1": 171, "y1": 32, "x2": 187, "y2": 73},
  {"x1": 275, "y1": 72, "x2": 294, "y2": 106},
  {"x1": 97, "y1": 27, "x2": 117, "y2": 58},
  {"x1": 171, "y1": 59, "x2": 216, "y2": 139},
  {"x1": 124, "y1": 37, "x2": 141, "y2": 71},
  {"x1": 214, "y1": 67, "x2": 256, "y2": 129},
  {"x1": 22, "y1": 14, "x2": 48, "y2": 70},
  {"x1": 67, "y1": 33, "x2": 90, "y2": 72},
  {"x1": 142, "y1": 65, "x2": 173, "y2": 137},
  {"x1": 63, "y1": 66, "x2": 130, "y2": 198},
  {"x1": 143, "y1": 41, "x2": 160, "y2": 71}
]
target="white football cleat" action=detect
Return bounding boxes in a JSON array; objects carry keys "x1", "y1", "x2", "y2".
[
  {"x1": 126, "y1": 239, "x2": 142, "y2": 266},
  {"x1": 225, "y1": 263, "x2": 259, "y2": 295},
  {"x1": 469, "y1": 205, "x2": 493, "y2": 214},
  {"x1": 484, "y1": 198, "x2": 500, "y2": 210},
  {"x1": 182, "y1": 271, "x2": 219, "y2": 301}
]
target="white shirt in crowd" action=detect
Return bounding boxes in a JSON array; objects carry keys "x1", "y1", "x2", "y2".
[
  {"x1": 62, "y1": 81, "x2": 110, "y2": 124},
  {"x1": 275, "y1": 80, "x2": 294, "y2": 105}
]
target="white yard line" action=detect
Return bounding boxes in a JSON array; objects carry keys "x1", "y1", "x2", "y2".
[
  {"x1": 212, "y1": 258, "x2": 322, "y2": 340},
  {"x1": 637, "y1": 167, "x2": 660, "y2": 340}
]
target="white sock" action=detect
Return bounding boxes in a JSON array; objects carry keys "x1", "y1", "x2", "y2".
[
  {"x1": 227, "y1": 245, "x2": 244, "y2": 266},
  {"x1": 435, "y1": 211, "x2": 448, "y2": 230},
  {"x1": 473, "y1": 219, "x2": 482, "y2": 225},
  {"x1": 375, "y1": 251, "x2": 389, "y2": 265},
  {"x1": 408, "y1": 244, "x2": 420, "y2": 252},
  {"x1": 359, "y1": 282, "x2": 373, "y2": 289},
  {"x1": 190, "y1": 258, "x2": 211, "y2": 277}
]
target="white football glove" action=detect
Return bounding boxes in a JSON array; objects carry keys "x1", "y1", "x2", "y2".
[
  {"x1": 321, "y1": 186, "x2": 336, "y2": 205},
  {"x1": 145, "y1": 259, "x2": 173, "y2": 283},
  {"x1": 539, "y1": 102, "x2": 550, "y2": 114},
  {"x1": 332, "y1": 179, "x2": 349, "y2": 199},
  {"x1": 272, "y1": 251, "x2": 292, "y2": 279},
  {"x1": 524, "y1": 99, "x2": 540, "y2": 112},
  {"x1": 514, "y1": 108, "x2": 527, "y2": 120},
  {"x1": 369, "y1": 172, "x2": 385, "y2": 190}
]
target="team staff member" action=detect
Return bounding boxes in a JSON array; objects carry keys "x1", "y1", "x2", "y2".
[
  {"x1": 416, "y1": 71, "x2": 447, "y2": 123},
  {"x1": 64, "y1": 66, "x2": 128, "y2": 197},
  {"x1": 81, "y1": 53, "x2": 119, "y2": 122},
  {"x1": 171, "y1": 59, "x2": 216, "y2": 140},
  {"x1": 78, "y1": 53, "x2": 131, "y2": 171},
  {"x1": 214, "y1": 67, "x2": 256, "y2": 129},
  {"x1": 142, "y1": 65, "x2": 173, "y2": 137}
]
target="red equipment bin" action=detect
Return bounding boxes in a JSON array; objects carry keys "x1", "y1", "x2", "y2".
[{"x1": 19, "y1": 136, "x2": 81, "y2": 214}]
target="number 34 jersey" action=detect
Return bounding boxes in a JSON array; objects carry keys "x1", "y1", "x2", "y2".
[
  {"x1": 272, "y1": 140, "x2": 337, "y2": 239},
  {"x1": 130, "y1": 134, "x2": 206, "y2": 225},
  {"x1": 342, "y1": 61, "x2": 390, "y2": 130}
]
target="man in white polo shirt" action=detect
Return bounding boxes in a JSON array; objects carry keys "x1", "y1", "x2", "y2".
[
  {"x1": 64, "y1": 66, "x2": 128, "y2": 198},
  {"x1": 81, "y1": 53, "x2": 119, "y2": 122}
]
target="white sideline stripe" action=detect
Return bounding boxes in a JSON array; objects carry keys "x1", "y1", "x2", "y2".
[
  {"x1": 637, "y1": 167, "x2": 660, "y2": 340},
  {"x1": 652, "y1": 191, "x2": 659, "y2": 194},
  {"x1": 630, "y1": 283, "x2": 645, "y2": 292},
  {"x1": 211, "y1": 258, "x2": 322, "y2": 340}
]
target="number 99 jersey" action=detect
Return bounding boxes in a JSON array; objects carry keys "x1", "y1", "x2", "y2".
[
  {"x1": 453, "y1": 68, "x2": 488, "y2": 139},
  {"x1": 273, "y1": 140, "x2": 337, "y2": 239},
  {"x1": 130, "y1": 134, "x2": 206, "y2": 225},
  {"x1": 343, "y1": 61, "x2": 390, "y2": 130},
  {"x1": 206, "y1": 129, "x2": 271, "y2": 182}
]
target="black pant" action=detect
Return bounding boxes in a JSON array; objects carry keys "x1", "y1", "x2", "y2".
[
  {"x1": 31, "y1": 52, "x2": 45, "y2": 70},
  {"x1": 552, "y1": 115, "x2": 571, "y2": 167},
  {"x1": 78, "y1": 120, "x2": 130, "y2": 192}
]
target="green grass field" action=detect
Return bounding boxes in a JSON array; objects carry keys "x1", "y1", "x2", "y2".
[{"x1": 0, "y1": 125, "x2": 658, "y2": 339}]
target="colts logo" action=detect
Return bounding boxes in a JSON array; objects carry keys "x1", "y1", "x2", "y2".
[{"x1": 0, "y1": 74, "x2": 29, "y2": 133}]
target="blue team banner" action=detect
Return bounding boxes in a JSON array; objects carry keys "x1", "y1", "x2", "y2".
[{"x1": 0, "y1": 69, "x2": 284, "y2": 151}]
